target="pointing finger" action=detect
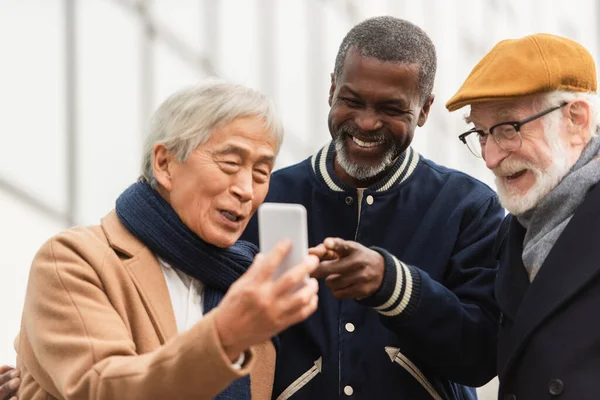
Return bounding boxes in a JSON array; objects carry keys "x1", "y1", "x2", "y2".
[{"x1": 323, "y1": 238, "x2": 353, "y2": 257}]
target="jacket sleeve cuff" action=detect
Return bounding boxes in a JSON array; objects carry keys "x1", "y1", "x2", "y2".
[
  {"x1": 197, "y1": 309, "x2": 255, "y2": 377},
  {"x1": 358, "y1": 247, "x2": 421, "y2": 319}
]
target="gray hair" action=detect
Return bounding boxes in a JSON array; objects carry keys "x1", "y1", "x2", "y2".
[
  {"x1": 333, "y1": 16, "x2": 437, "y2": 104},
  {"x1": 537, "y1": 90, "x2": 600, "y2": 139},
  {"x1": 141, "y1": 79, "x2": 284, "y2": 187}
]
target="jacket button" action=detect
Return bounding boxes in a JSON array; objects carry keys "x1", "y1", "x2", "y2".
[
  {"x1": 344, "y1": 385, "x2": 354, "y2": 396},
  {"x1": 366, "y1": 195, "x2": 374, "y2": 205},
  {"x1": 503, "y1": 394, "x2": 516, "y2": 400},
  {"x1": 345, "y1": 322, "x2": 355, "y2": 332},
  {"x1": 345, "y1": 196, "x2": 353, "y2": 205},
  {"x1": 549, "y1": 379, "x2": 564, "y2": 396}
]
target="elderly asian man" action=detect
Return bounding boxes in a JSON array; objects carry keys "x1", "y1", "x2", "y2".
[
  {"x1": 447, "y1": 34, "x2": 600, "y2": 399},
  {"x1": 13, "y1": 80, "x2": 320, "y2": 400}
]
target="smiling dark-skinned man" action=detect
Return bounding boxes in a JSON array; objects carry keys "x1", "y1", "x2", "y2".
[{"x1": 241, "y1": 16, "x2": 504, "y2": 400}]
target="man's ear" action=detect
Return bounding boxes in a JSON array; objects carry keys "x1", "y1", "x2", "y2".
[
  {"x1": 566, "y1": 100, "x2": 592, "y2": 146},
  {"x1": 152, "y1": 143, "x2": 175, "y2": 191},
  {"x1": 328, "y1": 73, "x2": 336, "y2": 107},
  {"x1": 417, "y1": 95, "x2": 435, "y2": 127}
]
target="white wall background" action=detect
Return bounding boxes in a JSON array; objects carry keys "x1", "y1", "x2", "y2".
[{"x1": 1, "y1": 1, "x2": 599, "y2": 398}]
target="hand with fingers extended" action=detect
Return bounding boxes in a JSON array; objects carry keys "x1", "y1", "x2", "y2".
[
  {"x1": 0, "y1": 365, "x2": 19, "y2": 400},
  {"x1": 214, "y1": 240, "x2": 320, "y2": 362},
  {"x1": 311, "y1": 237, "x2": 385, "y2": 300}
]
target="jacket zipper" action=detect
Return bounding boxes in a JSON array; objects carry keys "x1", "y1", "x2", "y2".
[{"x1": 353, "y1": 189, "x2": 364, "y2": 241}]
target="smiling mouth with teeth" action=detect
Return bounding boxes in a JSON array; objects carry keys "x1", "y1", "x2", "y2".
[
  {"x1": 351, "y1": 136, "x2": 383, "y2": 148},
  {"x1": 221, "y1": 210, "x2": 241, "y2": 222},
  {"x1": 505, "y1": 170, "x2": 527, "y2": 180}
]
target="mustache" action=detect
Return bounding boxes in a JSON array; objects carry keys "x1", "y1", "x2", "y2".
[
  {"x1": 337, "y1": 123, "x2": 389, "y2": 143},
  {"x1": 493, "y1": 157, "x2": 539, "y2": 177}
]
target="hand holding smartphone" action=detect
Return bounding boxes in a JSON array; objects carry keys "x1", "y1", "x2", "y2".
[{"x1": 258, "y1": 203, "x2": 309, "y2": 282}]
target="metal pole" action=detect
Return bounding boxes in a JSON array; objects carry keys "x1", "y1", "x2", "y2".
[
  {"x1": 64, "y1": 0, "x2": 78, "y2": 227},
  {"x1": 258, "y1": 0, "x2": 276, "y2": 99},
  {"x1": 306, "y1": 0, "x2": 326, "y2": 143},
  {"x1": 203, "y1": 0, "x2": 219, "y2": 77},
  {"x1": 139, "y1": 0, "x2": 154, "y2": 144}
]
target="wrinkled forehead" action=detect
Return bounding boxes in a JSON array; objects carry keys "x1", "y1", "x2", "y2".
[
  {"x1": 203, "y1": 115, "x2": 278, "y2": 158},
  {"x1": 466, "y1": 97, "x2": 537, "y2": 126}
]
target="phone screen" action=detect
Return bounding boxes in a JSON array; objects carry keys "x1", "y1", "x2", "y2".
[{"x1": 258, "y1": 203, "x2": 309, "y2": 281}]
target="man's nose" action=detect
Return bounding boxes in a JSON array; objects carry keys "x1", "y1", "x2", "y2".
[
  {"x1": 483, "y1": 137, "x2": 510, "y2": 170},
  {"x1": 231, "y1": 172, "x2": 254, "y2": 202},
  {"x1": 355, "y1": 108, "x2": 383, "y2": 132}
]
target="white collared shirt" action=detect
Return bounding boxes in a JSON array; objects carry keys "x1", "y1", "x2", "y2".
[
  {"x1": 158, "y1": 257, "x2": 246, "y2": 368},
  {"x1": 158, "y1": 258, "x2": 205, "y2": 332}
]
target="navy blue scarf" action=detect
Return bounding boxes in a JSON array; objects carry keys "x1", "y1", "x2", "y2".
[{"x1": 116, "y1": 181, "x2": 263, "y2": 400}]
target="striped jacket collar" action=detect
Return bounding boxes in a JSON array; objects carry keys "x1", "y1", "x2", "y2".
[{"x1": 310, "y1": 141, "x2": 420, "y2": 192}]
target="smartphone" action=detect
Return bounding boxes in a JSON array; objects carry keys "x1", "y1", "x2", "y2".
[{"x1": 258, "y1": 202, "x2": 309, "y2": 281}]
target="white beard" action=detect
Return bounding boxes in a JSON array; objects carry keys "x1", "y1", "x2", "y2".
[
  {"x1": 334, "y1": 135, "x2": 396, "y2": 181},
  {"x1": 494, "y1": 138, "x2": 572, "y2": 215}
]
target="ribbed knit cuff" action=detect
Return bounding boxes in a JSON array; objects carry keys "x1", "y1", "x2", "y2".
[{"x1": 358, "y1": 247, "x2": 420, "y2": 319}]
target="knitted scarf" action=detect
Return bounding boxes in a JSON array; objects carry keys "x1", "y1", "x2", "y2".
[
  {"x1": 517, "y1": 136, "x2": 600, "y2": 281},
  {"x1": 116, "y1": 181, "x2": 261, "y2": 400}
]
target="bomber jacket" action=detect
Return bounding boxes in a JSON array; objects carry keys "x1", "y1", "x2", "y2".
[{"x1": 242, "y1": 141, "x2": 504, "y2": 399}]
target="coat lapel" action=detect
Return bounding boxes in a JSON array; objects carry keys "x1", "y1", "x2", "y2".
[
  {"x1": 101, "y1": 210, "x2": 178, "y2": 343},
  {"x1": 495, "y1": 216, "x2": 530, "y2": 322},
  {"x1": 495, "y1": 217, "x2": 531, "y2": 373},
  {"x1": 499, "y1": 183, "x2": 600, "y2": 377}
]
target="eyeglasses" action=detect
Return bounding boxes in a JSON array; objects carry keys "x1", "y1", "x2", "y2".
[{"x1": 458, "y1": 102, "x2": 568, "y2": 158}]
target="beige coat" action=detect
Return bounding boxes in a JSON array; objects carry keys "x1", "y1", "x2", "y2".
[{"x1": 15, "y1": 210, "x2": 275, "y2": 400}]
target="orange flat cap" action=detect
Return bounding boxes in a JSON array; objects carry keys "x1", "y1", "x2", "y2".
[{"x1": 446, "y1": 33, "x2": 597, "y2": 111}]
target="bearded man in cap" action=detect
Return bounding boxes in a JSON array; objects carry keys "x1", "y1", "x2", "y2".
[{"x1": 447, "y1": 34, "x2": 600, "y2": 399}]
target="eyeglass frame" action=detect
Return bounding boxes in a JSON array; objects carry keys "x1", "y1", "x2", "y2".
[{"x1": 458, "y1": 101, "x2": 569, "y2": 158}]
